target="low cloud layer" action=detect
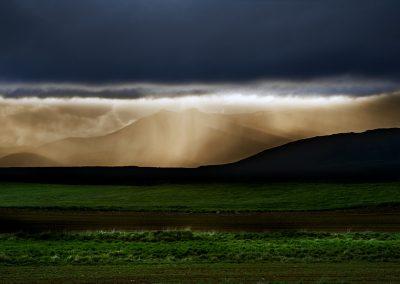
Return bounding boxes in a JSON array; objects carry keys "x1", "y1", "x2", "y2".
[
  {"x1": 1, "y1": 78, "x2": 399, "y2": 99},
  {"x1": 1, "y1": 91, "x2": 400, "y2": 149}
]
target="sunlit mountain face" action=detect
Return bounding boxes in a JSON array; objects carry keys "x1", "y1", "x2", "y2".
[{"x1": 1, "y1": 0, "x2": 400, "y2": 167}]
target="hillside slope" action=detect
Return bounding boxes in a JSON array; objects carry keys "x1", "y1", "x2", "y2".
[{"x1": 221, "y1": 128, "x2": 400, "y2": 179}]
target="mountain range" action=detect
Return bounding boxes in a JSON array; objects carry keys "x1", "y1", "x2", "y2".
[
  {"x1": 0, "y1": 109, "x2": 398, "y2": 171},
  {"x1": 0, "y1": 109, "x2": 294, "y2": 167},
  {"x1": 0, "y1": 128, "x2": 398, "y2": 183}
]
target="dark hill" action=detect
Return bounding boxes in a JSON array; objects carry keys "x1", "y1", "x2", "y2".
[{"x1": 219, "y1": 128, "x2": 400, "y2": 180}]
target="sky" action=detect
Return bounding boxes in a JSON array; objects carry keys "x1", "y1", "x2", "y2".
[
  {"x1": 1, "y1": 0, "x2": 400, "y2": 88},
  {"x1": 1, "y1": 0, "x2": 400, "y2": 155}
]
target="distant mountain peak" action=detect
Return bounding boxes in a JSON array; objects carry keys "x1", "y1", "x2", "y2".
[{"x1": 0, "y1": 152, "x2": 60, "y2": 167}]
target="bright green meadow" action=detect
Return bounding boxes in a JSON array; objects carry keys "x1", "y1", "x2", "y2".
[{"x1": 0, "y1": 182, "x2": 399, "y2": 211}]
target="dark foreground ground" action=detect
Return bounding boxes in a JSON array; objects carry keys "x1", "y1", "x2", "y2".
[
  {"x1": 2, "y1": 263, "x2": 400, "y2": 283},
  {"x1": 2, "y1": 207, "x2": 400, "y2": 232},
  {"x1": 8, "y1": 263, "x2": 399, "y2": 283}
]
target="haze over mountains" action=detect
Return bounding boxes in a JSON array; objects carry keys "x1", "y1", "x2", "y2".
[
  {"x1": 0, "y1": 106, "x2": 399, "y2": 168},
  {"x1": 0, "y1": 109, "x2": 294, "y2": 167},
  {"x1": 0, "y1": 128, "x2": 398, "y2": 183},
  {"x1": 37, "y1": 109, "x2": 291, "y2": 167}
]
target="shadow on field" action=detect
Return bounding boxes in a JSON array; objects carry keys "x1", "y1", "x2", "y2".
[{"x1": 2, "y1": 208, "x2": 400, "y2": 232}]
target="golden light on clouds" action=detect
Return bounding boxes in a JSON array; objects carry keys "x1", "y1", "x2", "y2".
[{"x1": 0, "y1": 92, "x2": 399, "y2": 167}]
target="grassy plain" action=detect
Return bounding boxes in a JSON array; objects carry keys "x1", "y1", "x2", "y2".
[
  {"x1": 2, "y1": 182, "x2": 400, "y2": 282},
  {"x1": 1, "y1": 231, "x2": 400, "y2": 265},
  {"x1": 0, "y1": 182, "x2": 400, "y2": 212},
  {"x1": 2, "y1": 231, "x2": 400, "y2": 283}
]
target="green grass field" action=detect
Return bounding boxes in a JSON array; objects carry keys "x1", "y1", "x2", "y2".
[
  {"x1": 2, "y1": 231, "x2": 400, "y2": 283},
  {"x1": 3, "y1": 231, "x2": 400, "y2": 265},
  {"x1": 2, "y1": 182, "x2": 400, "y2": 282},
  {"x1": 1, "y1": 182, "x2": 400, "y2": 211}
]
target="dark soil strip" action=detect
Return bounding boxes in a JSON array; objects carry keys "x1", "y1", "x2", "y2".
[
  {"x1": 1, "y1": 208, "x2": 400, "y2": 232},
  {"x1": 2, "y1": 263, "x2": 400, "y2": 283}
]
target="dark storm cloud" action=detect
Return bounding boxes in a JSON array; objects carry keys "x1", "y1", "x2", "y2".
[{"x1": 1, "y1": 0, "x2": 400, "y2": 83}]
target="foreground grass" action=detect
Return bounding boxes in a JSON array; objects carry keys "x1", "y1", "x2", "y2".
[
  {"x1": 3, "y1": 263, "x2": 400, "y2": 283},
  {"x1": 2, "y1": 231, "x2": 400, "y2": 265},
  {"x1": 0, "y1": 182, "x2": 400, "y2": 212},
  {"x1": 3, "y1": 231, "x2": 400, "y2": 283}
]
